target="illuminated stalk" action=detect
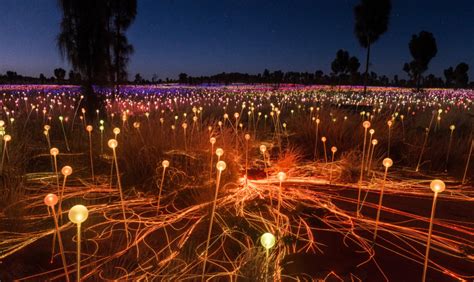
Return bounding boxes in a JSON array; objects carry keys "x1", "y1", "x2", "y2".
[
  {"x1": 329, "y1": 147, "x2": 337, "y2": 183},
  {"x1": 373, "y1": 158, "x2": 392, "y2": 242},
  {"x1": 60, "y1": 118, "x2": 70, "y2": 152},
  {"x1": 76, "y1": 223, "x2": 81, "y2": 282},
  {"x1": 109, "y1": 140, "x2": 130, "y2": 243},
  {"x1": 387, "y1": 121, "x2": 392, "y2": 157},
  {"x1": 156, "y1": 161, "x2": 169, "y2": 212},
  {"x1": 366, "y1": 129, "x2": 374, "y2": 169},
  {"x1": 0, "y1": 139, "x2": 8, "y2": 172},
  {"x1": 70, "y1": 96, "x2": 83, "y2": 132},
  {"x1": 276, "y1": 172, "x2": 286, "y2": 234},
  {"x1": 244, "y1": 134, "x2": 250, "y2": 181},
  {"x1": 51, "y1": 206, "x2": 70, "y2": 281},
  {"x1": 367, "y1": 140, "x2": 378, "y2": 175},
  {"x1": 357, "y1": 122, "x2": 371, "y2": 216},
  {"x1": 321, "y1": 137, "x2": 328, "y2": 163},
  {"x1": 209, "y1": 139, "x2": 215, "y2": 181},
  {"x1": 313, "y1": 119, "x2": 320, "y2": 160},
  {"x1": 58, "y1": 166, "x2": 73, "y2": 221},
  {"x1": 44, "y1": 194, "x2": 70, "y2": 281},
  {"x1": 68, "y1": 205, "x2": 88, "y2": 282},
  {"x1": 445, "y1": 126, "x2": 455, "y2": 172},
  {"x1": 87, "y1": 127, "x2": 95, "y2": 181},
  {"x1": 422, "y1": 180, "x2": 445, "y2": 282},
  {"x1": 462, "y1": 139, "x2": 473, "y2": 184},
  {"x1": 201, "y1": 161, "x2": 226, "y2": 281},
  {"x1": 416, "y1": 112, "x2": 436, "y2": 172}
]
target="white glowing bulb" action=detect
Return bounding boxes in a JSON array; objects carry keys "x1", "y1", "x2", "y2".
[{"x1": 260, "y1": 232, "x2": 276, "y2": 250}]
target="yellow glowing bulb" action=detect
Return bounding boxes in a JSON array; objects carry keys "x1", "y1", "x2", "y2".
[
  {"x1": 259, "y1": 144, "x2": 267, "y2": 153},
  {"x1": 331, "y1": 146, "x2": 337, "y2": 153},
  {"x1": 210, "y1": 137, "x2": 216, "y2": 145},
  {"x1": 162, "y1": 160, "x2": 169, "y2": 168},
  {"x1": 449, "y1": 125, "x2": 455, "y2": 131},
  {"x1": 50, "y1": 147, "x2": 59, "y2": 156},
  {"x1": 321, "y1": 136, "x2": 326, "y2": 142},
  {"x1": 108, "y1": 139, "x2": 118, "y2": 149},
  {"x1": 277, "y1": 171, "x2": 286, "y2": 182},
  {"x1": 68, "y1": 205, "x2": 89, "y2": 224},
  {"x1": 382, "y1": 158, "x2": 393, "y2": 168},
  {"x1": 244, "y1": 134, "x2": 250, "y2": 140},
  {"x1": 216, "y1": 148, "x2": 224, "y2": 157},
  {"x1": 113, "y1": 127, "x2": 120, "y2": 135},
  {"x1": 86, "y1": 125, "x2": 93, "y2": 132},
  {"x1": 362, "y1": 121, "x2": 371, "y2": 128},
  {"x1": 61, "y1": 165, "x2": 73, "y2": 176},
  {"x1": 3, "y1": 134, "x2": 11, "y2": 142},
  {"x1": 216, "y1": 160, "x2": 227, "y2": 171},
  {"x1": 430, "y1": 179, "x2": 446, "y2": 193},
  {"x1": 372, "y1": 139, "x2": 378, "y2": 145},
  {"x1": 260, "y1": 232, "x2": 276, "y2": 250}
]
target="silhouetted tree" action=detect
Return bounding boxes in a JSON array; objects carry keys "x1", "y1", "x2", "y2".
[
  {"x1": 39, "y1": 73, "x2": 46, "y2": 83},
  {"x1": 134, "y1": 73, "x2": 144, "y2": 84},
  {"x1": 110, "y1": 0, "x2": 137, "y2": 85},
  {"x1": 57, "y1": 0, "x2": 136, "y2": 119},
  {"x1": 54, "y1": 68, "x2": 66, "y2": 81},
  {"x1": 444, "y1": 67, "x2": 454, "y2": 87},
  {"x1": 331, "y1": 50, "x2": 360, "y2": 85},
  {"x1": 403, "y1": 31, "x2": 437, "y2": 90},
  {"x1": 354, "y1": 0, "x2": 391, "y2": 93},
  {"x1": 178, "y1": 73, "x2": 188, "y2": 83},
  {"x1": 453, "y1": 63, "x2": 469, "y2": 88}
]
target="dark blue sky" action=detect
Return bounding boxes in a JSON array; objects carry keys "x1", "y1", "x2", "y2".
[{"x1": 1, "y1": 0, "x2": 473, "y2": 80}]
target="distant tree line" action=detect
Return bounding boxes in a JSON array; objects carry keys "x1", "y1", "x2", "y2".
[{"x1": 1, "y1": 60, "x2": 471, "y2": 88}]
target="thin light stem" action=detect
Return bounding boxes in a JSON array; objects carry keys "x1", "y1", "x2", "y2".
[
  {"x1": 51, "y1": 208, "x2": 70, "y2": 282},
  {"x1": 201, "y1": 170, "x2": 223, "y2": 281},
  {"x1": 422, "y1": 192, "x2": 439, "y2": 282},
  {"x1": 112, "y1": 148, "x2": 130, "y2": 244},
  {"x1": 373, "y1": 166, "x2": 388, "y2": 242}
]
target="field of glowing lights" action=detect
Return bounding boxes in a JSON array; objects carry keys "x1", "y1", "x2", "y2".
[{"x1": 0, "y1": 84, "x2": 473, "y2": 281}]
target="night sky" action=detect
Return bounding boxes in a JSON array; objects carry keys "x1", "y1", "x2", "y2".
[{"x1": 1, "y1": 0, "x2": 473, "y2": 80}]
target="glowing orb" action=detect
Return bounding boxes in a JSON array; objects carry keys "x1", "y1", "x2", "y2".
[
  {"x1": 50, "y1": 148, "x2": 59, "y2": 156},
  {"x1": 260, "y1": 232, "x2": 276, "y2": 250},
  {"x1": 44, "y1": 193, "x2": 58, "y2": 207},
  {"x1": 216, "y1": 160, "x2": 226, "y2": 172},
  {"x1": 68, "y1": 205, "x2": 89, "y2": 224},
  {"x1": 108, "y1": 139, "x2": 118, "y2": 149},
  {"x1": 382, "y1": 158, "x2": 393, "y2": 168},
  {"x1": 430, "y1": 179, "x2": 446, "y2": 193},
  {"x1": 61, "y1": 166, "x2": 73, "y2": 176}
]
